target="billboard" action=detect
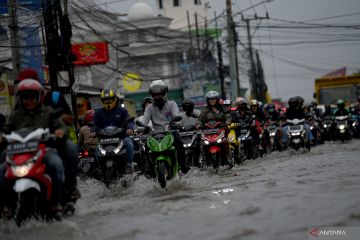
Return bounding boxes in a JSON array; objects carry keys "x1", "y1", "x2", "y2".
[
  {"x1": 18, "y1": 24, "x2": 44, "y2": 83},
  {"x1": 72, "y1": 42, "x2": 109, "y2": 66},
  {"x1": 0, "y1": 0, "x2": 42, "y2": 14}
]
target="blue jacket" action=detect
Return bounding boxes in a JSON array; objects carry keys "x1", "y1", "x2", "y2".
[{"x1": 93, "y1": 105, "x2": 133, "y2": 131}]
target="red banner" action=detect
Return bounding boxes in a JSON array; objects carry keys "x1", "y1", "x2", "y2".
[
  {"x1": 72, "y1": 42, "x2": 109, "y2": 65},
  {"x1": 322, "y1": 67, "x2": 347, "y2": 78}
]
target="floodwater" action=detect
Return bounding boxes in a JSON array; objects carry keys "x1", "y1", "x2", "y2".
[{"x1": 1, "y1": 140, "x2": 360, "y2": 240}]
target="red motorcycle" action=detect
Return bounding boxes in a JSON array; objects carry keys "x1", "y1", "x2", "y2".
[
  {"x1": 200, "y1": 121, "x2": 229, "y2": 171},
  {"x1": 3, "y1": 128, "x2": 57, "y2": 225}
]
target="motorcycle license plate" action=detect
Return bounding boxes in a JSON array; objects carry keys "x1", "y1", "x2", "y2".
[
  {"x1": 81, "y1": 157, "x2": 94, "y2": 163},
  {"x1": 100, "y1": 138, "x2": 119, "y2": 144},
  {"x1": 6, "y1": 141, "x2": 38, "y2": 154},
  {"x1": 292, "y1": 139, "x2": 300, "y2": 143},
  {"x1": 240, "y1": 129, "x2": 247, "y2": 134}
]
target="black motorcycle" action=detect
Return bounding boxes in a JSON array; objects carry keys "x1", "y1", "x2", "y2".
[{"x1": 179, "y1": 125, "x2": 200, "y2": 167}]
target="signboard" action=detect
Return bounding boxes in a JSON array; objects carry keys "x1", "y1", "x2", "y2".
[
  {"x1": 122, "y1": 73, "x2": 141, "y2": 92},
  {"x1": 180, "y1": 59, "x2": 220, "y2": 107},
  {"x1": 18, "y1": 25, "x2": 44, "y2": 83},
  {"x1": 0, "y1": 0, "x2": 42, "y2": 14},
  {"x1": 72, "y1": 42, "x2": 109, "y2": 65}
]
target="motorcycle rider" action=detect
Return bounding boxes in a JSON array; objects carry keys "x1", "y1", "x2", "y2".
[
  {"x1": 333, "y1": 99, "x2": 350, "y2": 117},
  {"x1": 141, "y1": 80, "x2": 190, "y2": 175},
  {"x1": 282, "y1": 97, "x2": 314, "y2": 147},
  {"x1": 198, "y1": 91, "x2": 229, "y2": 164},
  {"x1": 249, "y1": 99, "x2": 269, "y2": 150},
  {"x1": 14, "y1": 68, "x2": 80, "y2": 203},
  {"x1": 135, "y1": 97, "x2": 153, "y2": 128},
  {"x1": 179, "y1": 98, "x2": 201, "y2": 127},
  {"x1": 323, "y1": 104, "x2": 333, "y2": 117},
  {"x1": 92, "y1": 88, "x2": 135, "y2": 174},
  {"x1": 0, "y1": 79, "x2": 65, "y2": 213},
  {"x1": 232, "y1": 98, "x2": 261, "y2": 149},
  {"x1": 78, "y1": 110, "x2": 98, "y2": 149},
  {"x1": 266, "y1": 103, "x2": 281, "y2": 122}
]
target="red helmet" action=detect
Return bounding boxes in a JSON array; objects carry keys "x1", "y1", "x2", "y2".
[
  {"x1": 16, "y1": 79, "x2": 43, "y2": 106},
  {"x1": 84, "y1": 110, "x2": 95, "y2": 123},
  {"x1": 15, "y1": 68, "x2": 40, "y2": 85}
]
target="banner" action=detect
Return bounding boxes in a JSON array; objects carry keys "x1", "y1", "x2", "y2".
[{"x1": 72, "y1": 42, "x2": 109, "y2": 65}]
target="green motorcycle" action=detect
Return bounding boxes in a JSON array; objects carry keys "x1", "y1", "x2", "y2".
[{"x1": 136, "y1": 116, "x2": 181, "y2": 188}]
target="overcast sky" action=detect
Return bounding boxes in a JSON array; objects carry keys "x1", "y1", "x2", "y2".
[{"x1": 99, "y1": 0, "x2": 360, "y2": 102}]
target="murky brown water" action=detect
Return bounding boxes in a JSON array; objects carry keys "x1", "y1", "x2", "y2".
[{"x1": 1, "y1": 140, "x2": 360, "y2": 240}]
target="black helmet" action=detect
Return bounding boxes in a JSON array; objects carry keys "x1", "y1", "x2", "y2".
[
  {"x1": 267, "y1": 103, "x2": 276, "y2": 113},
  {"x1": 295, "y1": 96, "x2": 304, "y2": 107},
  {"x1": 182, "y1": 98, "x2": 194, "y2": 112},
  {"x1": 142, "y1": 97, "x2": 153, "y2": 112},
  {"x1": 288, "y1": 97, "x2": 297, "y2": 107}
]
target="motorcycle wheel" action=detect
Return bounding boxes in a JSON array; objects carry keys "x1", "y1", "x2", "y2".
[
  {"x1": 211, "y1": 152, "x2": 221, "y2": 171},
  {"x1": 157, "y1": 161, "x2": 169, "y2": 189},
  {"x1": 104, "y1": 167, "x2": 114, "y2": 188},
  {"x1": 15, "y1": 189, "x2": 39, "y2": 226}
]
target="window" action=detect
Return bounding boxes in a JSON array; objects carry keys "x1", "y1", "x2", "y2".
[
  {"x1": 194, "y1": 0, "x2": 201, "y2": 5},
  {"x1": 174, "y1": 0, "x2": 181, "y2": 7},
  {"x1": 159, "y1": 0, "x2": 163, "y2": 9}
]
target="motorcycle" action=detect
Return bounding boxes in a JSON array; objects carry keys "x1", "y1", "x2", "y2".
[
  {"x1": 179, "y1": 125, "x2": 200, "y2": 167},
  {"x1": 286, "y1": 118, "x2": 308, "y2": 151},
  {"x1": 200, "y1": 121, "x2": 230, "y2": 171},
  {"x1": 265, "y1": 120, "x2": 281, "y2": 151},
  {"x1": 136, "y1": 116, "x2": 182, "y2": 188},
  {"x1": 78, "y1": 145, "x2": 98, "y2": 177},
  {"x1": 321, "y1": 116, "x2": 334, "y2": 141},
  {"x1": 350, "y1": 114, "x2": 360, "y2": 138},
  {"x1": 237, "y1": 118, "x2": 258, "y2": 161},
  {"x1": 334, "y1": 115, "x2": 351, "y2": 142},
  {"x1": 228, "y1": 123, "x2": 240, "y2": 165},
  {"x1": 3, "y1": 128, "x2": 61, "y2": 225},
  {"x1": 95, "y1": 118, "x2": 134, "y2": 187}
]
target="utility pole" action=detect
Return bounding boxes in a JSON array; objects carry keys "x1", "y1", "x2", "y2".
[
  {"x1": 215, "y1": 11, "x2": 225, "y2": 99},
  {"x1": 242, "y1": 13, "x2": 269, "y2": 102},
  {"x1": 226, "y1": 0, "x2": 240, "y2": 101},
  {"x1": 8, "y1": 0, "x2": 20, "y2": 77},
  {"x1": 186, "y1": 11, "x2": 193, "y2": 47},
  {"x1": 194, "y1": 12, "x2": 201, "y2": 60},
  {"x1": 62, "y1": 0, "x2": 78, "y2": 125}
]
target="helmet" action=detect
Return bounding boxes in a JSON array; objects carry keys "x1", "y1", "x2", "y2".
[
  {"x1": 149, "y1": 80, "x2": 168, "y2": 99},
  {"x1": 16, "y1": 68, "x2": 40, "y2": 85},
  {"x1": 205, "y1": 91, "x2": 220, "y2": 105},
  {"x1": 235, "y1": 97, "x2": 248, "y2": 110},
  {"x1": 17, "y1": 79, "x2": 43, "y2": 107},
  {"x1": 100, "y1": 88, "x2": 118, "y2": 110},
  {"x1": 295, "y1": 96, "x2": 304, "y2": 107},
  {"x1": 337, "y1": 99, "x2": 345, "y2": 108},
  {"x1": 249, "y1": 99, "x2": 259, "y2": 107},
  {"x1": 84, "y1": 110, "x2": 95, "y2": 123},
  {"x1": 142, "y1": 97, "x2": 153, "y2": 112},
  {"x1": 182, "y1": 98, "x2": 194, "y2": 112},
  {"x1": 288, "y1": 97, "x2": 297, "y2": 107},
  {"x1": 267, "y1": 103, "x2": 276, "y2": 113}
]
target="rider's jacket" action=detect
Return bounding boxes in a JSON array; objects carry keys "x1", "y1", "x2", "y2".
[
  {"x1": 4, "y1": 105, "x2": 66, "y2": 134},
  {"x1": 142, "y1": 100, "x2": 179, "y2": 131},
  {"x1": 286, "y1": 107, "x2": 305, "y2": 120},
  {"x1": 93, "y1": 104, "x2": 133, "y2": 131},
  {"x1": 198, "y1": 107, "x2": 228, "y2": 128},
  {"x1": 252, "y1": 109, "x2": 266, "y2": 123},
  {"x1": 267, "y1": 111, "x2": 281, "y2": 122},
  {"x1": 333, "y1": 108, "x2": 350, "y2": 117},
  {"x1": 179, "y1": 109, "x2": 201, "y2": 127}
]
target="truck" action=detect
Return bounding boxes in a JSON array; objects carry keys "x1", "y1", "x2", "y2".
[{"x1": 314, "y1": 75, "x2": 360, "y2": 105}]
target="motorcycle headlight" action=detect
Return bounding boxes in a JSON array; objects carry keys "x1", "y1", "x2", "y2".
[
  {"x1": 12, "y1": 162, "x2": 34, "y2": 177},
  {"x1": 113, "y1": 141, "x2": 124, "y2": 154},
  {"x1": 339, "y1": 125, "x2": 345, "y2": 130},
  {"x1": 291, "y1": 132, "x2": 301, "y2": 136},
  {"x1": 204, "y1": 140, "x2": 210, "y2": 145},
  {"x1": 324, "y1": 124, "x2": 328, "y2": 128},
  {"x1": 98, "y1": 145, "x2": 106, "y2": 155},
  {"x1": 352, "y1": 122, "x2": 356, "y2": 127},
  {"x1": 270, "y1": 132, "x2": 275, "y2": 137},
  {"x1": 216, "y1": 138, "x2": 222, "y2": 144},
  {"x1": 310, "y1": 126, "x2": 314, "y2": 130}
]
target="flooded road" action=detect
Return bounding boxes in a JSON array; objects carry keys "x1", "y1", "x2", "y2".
[{"x1": 1, "y1": 140, "x2": 360, "y2": 240}]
